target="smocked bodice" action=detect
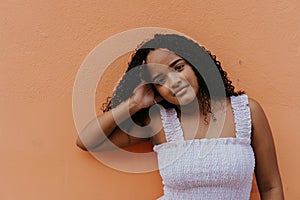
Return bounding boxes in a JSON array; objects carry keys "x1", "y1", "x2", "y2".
[{"x1": 153, "y1": 94, "x2": 255, "y2": 200}]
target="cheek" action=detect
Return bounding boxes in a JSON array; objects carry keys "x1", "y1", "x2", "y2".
[
  {"x1": 194, "y1": 80, "x2": 200, "y2": 95},
  {"x1": 154, "y1": 85, "x2": 176, "y2": 102},
  {"x1": 155, "y1": 85, "x2": 169, "y2": 96},
  {"x1": 193, "y1": 77, "x2": 199, "y2": 90},
  {"x1": 185, "y1": 71, "x2": 199, "y2": 90}
]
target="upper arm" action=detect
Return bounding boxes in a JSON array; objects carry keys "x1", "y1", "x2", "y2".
[
  {"x1": 80, "y1": 106, "x2": 163, "y2": 152},
  {"x1": 249, "y1": 98, "x2": 284, "y2": 198}
]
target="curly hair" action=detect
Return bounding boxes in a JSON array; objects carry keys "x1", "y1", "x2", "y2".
[{"x1": 101, "y1": 34, "x2": 244, "y2": 130}]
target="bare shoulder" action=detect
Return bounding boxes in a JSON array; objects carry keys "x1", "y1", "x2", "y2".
[
  {"x1": 248, "y1": 97, "x2": 263, "y2": 112},
  {"x1": 144, "y1": 106, "x2": 164, "y2": 129},
  {"x1": 248, "y1": 97, "x2": 275, "y2": 168},
  {"x1": 247, "y1": 97, "x2": 268, "y2": 123}
]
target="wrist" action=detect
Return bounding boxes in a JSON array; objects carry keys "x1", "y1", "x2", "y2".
[{"x1": 128, "y1": 97, "x2": 143, "y2": 114}]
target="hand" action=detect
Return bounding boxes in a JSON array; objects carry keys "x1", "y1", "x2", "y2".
[{"x1": 130, "y1": 81, "x2": 163, "y2": 109}]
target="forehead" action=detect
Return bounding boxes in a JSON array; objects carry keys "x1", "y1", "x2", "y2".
[
  {"x1": 146, "y1": 49, "x2": 181, "y2": 76},
  {"x1": 146, "y1": 49, "x2": 180, "y2": 64}
]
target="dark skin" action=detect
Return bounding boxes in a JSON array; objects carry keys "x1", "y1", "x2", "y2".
[
  {"x1": 249, "y1": 99, "x2": 284, "y2": 199},
  {"x1": 76, "y1": 49, "x2": 284, "y2": 199}
]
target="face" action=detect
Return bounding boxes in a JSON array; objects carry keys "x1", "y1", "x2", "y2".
[{"x1": 146, "y1": 49, "x2": 199, "y2": 105}]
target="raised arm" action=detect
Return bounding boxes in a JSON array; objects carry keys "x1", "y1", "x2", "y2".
[
  {"x1": 249, "y1": 98, "x2": 284, "y2": 199},
  {"x1": 76, "y1": 83, "x2": 161, "y2": 152}
]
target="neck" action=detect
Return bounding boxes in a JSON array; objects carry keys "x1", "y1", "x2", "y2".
[
  {"x1": 177, "y1": 96, "x2": 227, "y2": 117},
  {"x1": 177, "y1": 97, "x2": 202, "y2": 116}
]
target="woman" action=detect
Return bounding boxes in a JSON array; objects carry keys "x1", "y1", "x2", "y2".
[{"x1": 76, "y1": 34, "x2": 284, "y2": 199}]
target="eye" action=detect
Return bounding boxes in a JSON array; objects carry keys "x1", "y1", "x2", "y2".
[{"x1": 174, "y1": 64, "x2": 184, "y2": 71}]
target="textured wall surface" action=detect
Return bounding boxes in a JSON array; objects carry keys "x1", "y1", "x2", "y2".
[{"x1": 1, "y1": 0, "x2": 300, "y2": 199}]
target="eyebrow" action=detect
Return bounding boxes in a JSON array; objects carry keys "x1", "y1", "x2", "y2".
[
  {"x1": 152, "y1": 73, "x2": 163, "y2": 82},
  {"x1": 151, "y1": 58, "x2": 184, "y2": 81},
  {"x1": 169, "y1": 58, "x2": 183, "y2": 68}
]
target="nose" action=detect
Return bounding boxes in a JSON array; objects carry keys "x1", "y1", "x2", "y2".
[{"x1": 167, "y1": 72, "x2": 181, "y2": 89}]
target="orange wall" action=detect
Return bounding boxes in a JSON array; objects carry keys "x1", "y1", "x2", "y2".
[{"x1": 1, "y1": 0, "x2": 300, "y2": 199}]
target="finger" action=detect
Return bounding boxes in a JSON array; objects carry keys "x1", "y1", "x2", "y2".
[
  {"x1": 134, "y1": 80, "x2": 147, "y2": 92},
  {"x1": 136, "y1": 80, "x2": 146, "y2": 88}
]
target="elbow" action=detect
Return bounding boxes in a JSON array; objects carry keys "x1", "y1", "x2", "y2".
[
  {"x1": 76, "y1": 137, "x2": 88, "y2": 151},
  {"x1": 260, "y1": 186, "x2": 284, "y2": 200},
  {"x1": 76, "y1": 136, "x2": 101, "y2": 152}
]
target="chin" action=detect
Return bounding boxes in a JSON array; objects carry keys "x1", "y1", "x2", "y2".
[{"x1": 176, "y1": 96, "x2": 198, "y2": 106}]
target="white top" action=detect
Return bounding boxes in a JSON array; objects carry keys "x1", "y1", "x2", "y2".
[{"x1": 153, "y1": 94, "x2": 255, "y2": 200}]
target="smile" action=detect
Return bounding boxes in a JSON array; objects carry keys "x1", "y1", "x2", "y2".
[{"x1": 173, "y1": 85, "x2": 189, "y2": 97}]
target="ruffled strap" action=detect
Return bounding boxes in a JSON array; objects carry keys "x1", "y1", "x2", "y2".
[
  {"x1": 159, "y1": 107, "x2": 185, "y2": 142},
  {"x1": 230, "y1": 94, "x2": 252, "y2": 140}
]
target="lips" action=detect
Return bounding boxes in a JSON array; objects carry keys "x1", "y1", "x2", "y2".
[{"x1": 173, "y1": 85, "x2": 189, "y2": 97}]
